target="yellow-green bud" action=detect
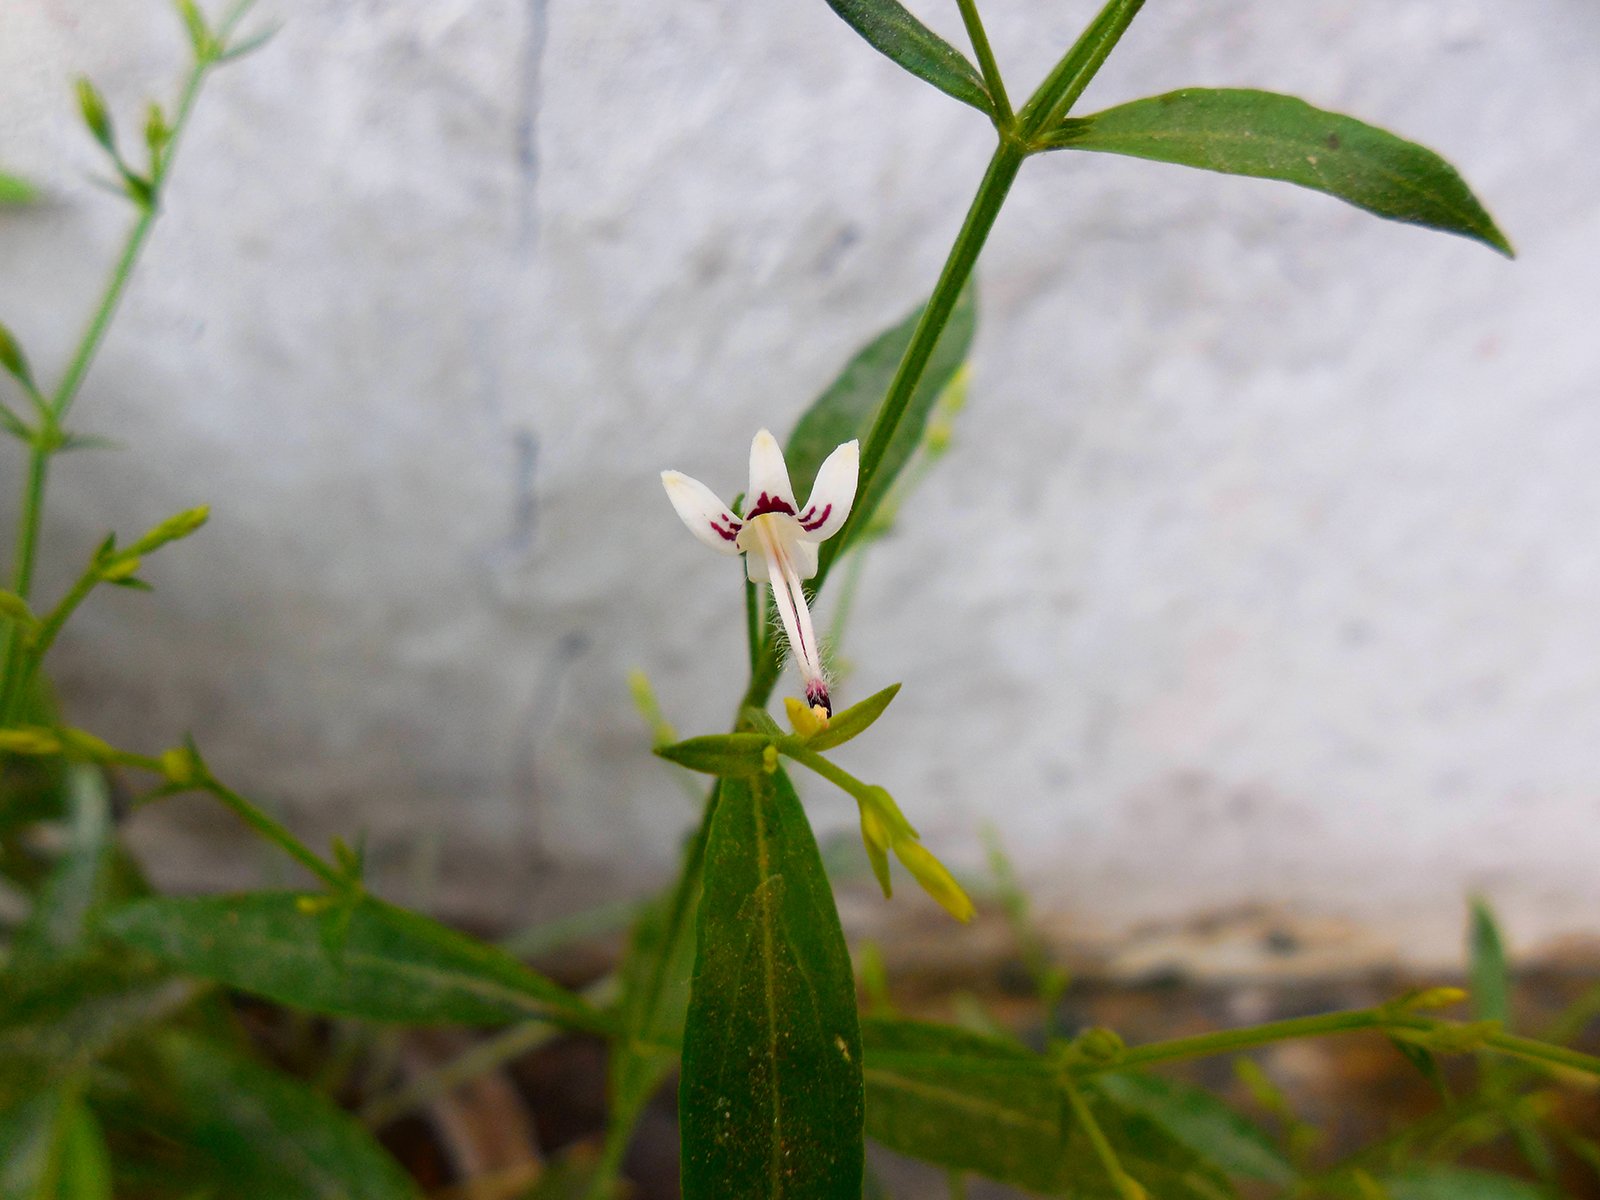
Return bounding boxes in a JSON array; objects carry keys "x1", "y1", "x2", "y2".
[
  {"x1": 783, "y1": 695, "x2": 828, "y2": 738},
  {"x1": 0, "y1": 321, "x2": 32, "y2": 386},
  {"x1": 893, "y1": 839, "x2": 974, "y2": 923},
  {"x1": 75, "y1": 77, "x2": 115, "y2": 152},
  {"x1": 100, "y1": 555, "x2": 142, "y2": 582},
  {"x1": 1073, "y1": 1026, "x2": 1126, "y2": 1064}
]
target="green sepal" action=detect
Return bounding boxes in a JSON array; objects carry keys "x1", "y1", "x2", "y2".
[
  {"x1": 821, "y1": 0, "x2": 992, "y2": 116},
  {"x1": 654, "y1": 732, "x2": 772, "y2": 777},
  {"x1": 808, "y1": 682, "x2": 901, "y2": 750},
  {"x1": 1042, "y1": 87, "x2": 1512, "y2": 256}
]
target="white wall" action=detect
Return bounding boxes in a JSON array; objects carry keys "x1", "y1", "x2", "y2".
[{"x1": 2, "y1": 0, "x2": 1596, "y2": 963}]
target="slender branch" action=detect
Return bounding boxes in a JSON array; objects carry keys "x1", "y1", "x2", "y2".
[
  {"x1": 1062, "y1": 1074, "x2": 1144, "y2": 1200},
  {"x1": 954, "y1": 0, "x2": 1013, "y2": 129},
  {"x1": 1076, "y1": 1006, "x2": 1600, "y2": 1082},
  {"x1": 740, "y1": 140, "x2": 1025, "y2": 710},
  {"x1": 1018, "y1": 0, "x2": 1144, "y2": 139},
  {"x1": 745, "y1": 578, "x2": 762, "y2": 672},
  {"x1": 195, "y1": 775, "x2": 346, "y2": 890}
]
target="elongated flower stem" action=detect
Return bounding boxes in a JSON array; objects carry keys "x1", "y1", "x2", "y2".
[{"x1": 740, "y1": 140, "x2": 1025, "y2": 712}]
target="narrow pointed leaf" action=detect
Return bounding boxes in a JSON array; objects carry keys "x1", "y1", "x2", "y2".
[
  {"x1": 681, "y1": 769, "x2": 863, "y2": 1198},
  {"x1": 1044, "y1": 88, "x2": 1511, "y2": 255},
  {"x1": 1095, "y1": 1072, "x2": 1295, "y2": 1184},
  {"x1": 1469, "y1": 896, "x2": 1512, "y2": 1026},
  {"x1": 822, "y1": 0, "x2": 991, "y2": 115},
  {"x1": 54, "y1": 1104, "x2": 112, "y2": 1200},
  {"x1": 861, "y1": 1018, "x2": 1065, "y2": 1192},
  {"x1": 786, "y1": 286, "x2": 975, "y2": 545},
  {"x1": 655, "y1": 732, "x2": 771, "y2": 777},
  {"x1": 103, "y1": 892, "x2": 601, "y2": 1030},
  {"x1": 0, "y1": 1087, "x2": 72, "y2": 1200},
  {"x1": 610, "y1": 796, "x2": 714, "y2": 1120},
  {"x1": 11, "y1": 767, "x2": 114, "y2": 967},
  {"x1": 152, "y1": 1032, "x2": 420, "y2": 1199}
]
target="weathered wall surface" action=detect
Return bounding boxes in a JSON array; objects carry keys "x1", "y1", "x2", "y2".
[{"x1": 2, "y1": 0, "x2": 1596, "y2": 963}]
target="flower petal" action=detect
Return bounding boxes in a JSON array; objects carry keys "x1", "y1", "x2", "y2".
[
  {"x1": 797, "y1": 439, "x2": 858, "y2": 541},
  {"x1": 661, "y1": 470, "x2": 742, "y2": 556},
  {"x1": 745, "y1": 428, "x2": 797, "y2": 518},
  {"x1": 789, "y1": 536, "x2": 819, "y2": 581},
  {"x1": 744, "y1": 540, "x2": 770, "y2": 582}
]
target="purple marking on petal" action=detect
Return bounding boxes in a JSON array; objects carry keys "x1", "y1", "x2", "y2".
[
  {"x1": 709, "y1": 518, "x2": 740, "y2": 542},
  {"x1": 800, "y1": 503, "x2": 832, "y2": 532},
  {"x1": 745, "y1": 492, "x2": 797, "y2": 519}
]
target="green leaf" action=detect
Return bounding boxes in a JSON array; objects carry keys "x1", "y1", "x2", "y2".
[
  {"x1": 821, "y1": 0, "x2": 992, "y2": 115},
  {"x1": 150, "y1": 1031, "x2": 421, "y2": 1199},
  {"x1": 807, "y1": 683, "x2": 900, "y2": 750},
  {"x1": 0, "y1": 171, "x2": 40, "y2": 206},
  {"x1": 862, "y1": 1021, "x2": 1234, "y2": 1196},
  {"x1": 610, "y1": 797, "x2": 713, "y2": 1121},
  {"x1": 1044, "y1": 88, "x2": 1512, "y2": 256},
  {"x1": 1095, "y1": 1072, "x2": 1295, "y2": 1185},
  {"x1": 0, "y1": 1086, "x2": 82, "y2": 1200},
  {"x1": 11, "y1": 767, "x2": 115, "y2": 967},
  {"x1": 0, "y1": 956, "x2": 194, "y2": 1106},
  {"x1": 785, "y1": 285, "x2": 976, "y2": 548},
  {"x1": 53, "y1": 1104, "x2": 112, "y2": 1200},
  {"x1": 1469, "y1": 896, "x2": 1511, "y2": 1026},
  {"x1": 861, "y1": 1018, "x2": 1065, "y2": 1193},
  {"x1": 103, "y1": 892, "x2": 602, "y2": 1030},
  {"x1": 680, "y1": 769, "x2": 863, "y2": 1198},
  {"x1": 1384, "y1": 1165, "x2": 1548, "y2": 1200},
  {"x1": 655, "y1": 732, "x2": 771, "y2": 777}
]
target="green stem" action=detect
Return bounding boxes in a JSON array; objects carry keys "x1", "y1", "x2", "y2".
[
  {"x1": 197, "y1": 775, "x2": 346, "y2": 890},
  {"x1": 52, "y1": 57, "x2": 209, "y2": 423},
  {"x1": 954, "y1": 0, "x2": 1013, "y2": 128},
  {"x1": 741, "y1": 140, "x2": 1025, "y2": 711},
  {"x1": 1061, "y1": 1074, "x2": 1143, "y2": 1200},
  {"x1": 1018, "y1": 0, "x2": 1144, "y2": 139},
  {"x1": 0, "y1": 561, "x2": 99, "y2": 722},
  {"x1": 360, "y1": 1020, "x2": 557, "y2": 1129},
  {"x1": 744, "y1": 578, "x2": 762, "y2": 672},
  {"x1": 0, "y1": 450, "x2": 50, "y2": 715},
  {"x1": 1080, "y1": 1006, "x2": 1600, "y2": 1082}
]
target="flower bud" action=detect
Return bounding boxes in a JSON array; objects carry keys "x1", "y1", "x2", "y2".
[
  {"x1": 783, "y1": 695, "x2": 828, "y2": 738},
  {"x1": 892, "y1": 840, "x2": 974, "y2": 923},
  {"x1": 1072, "y1": 1026, "x2": 1125, "y2": 1064},
  {"x1": 0, "y1": 321, "x2": 33, "y2": 388},
  {"x1": 75, "y1": 77, "x2": 116, "y2": 153}
]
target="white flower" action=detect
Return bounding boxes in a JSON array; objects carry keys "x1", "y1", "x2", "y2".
[{"x1": 662, "y1": 429, "x2": 859, "y2": 715}]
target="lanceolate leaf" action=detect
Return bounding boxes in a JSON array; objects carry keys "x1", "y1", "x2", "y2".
[
  {"x1": 1044, "y1": 88, "x2": 1511, "y2": 255},
  {"x1": 862, "y1": 1020, "x2": 1241, "y2": 1196},
  {"x1": 1384, "y1": 1166, "x2": 1547, "y2": 1200},
  {"x1": 103, "y1": 893, "x2": 601, "y2": 1030},
  {"x1": 1469, "y1": 896, "x2": 1512, "y2": 1026},
  {"x1": 861, "y1": 1018, "x2": 1066, "y2": 1193},
  {"x1": 1096, "y1": 1072, "x2": 1295, "y2": 1185},
  {"x1": 822, "y1": 0, "x2": 992, "y2": 116},
  {"x1": 785, "y1": 285, "x2": 975, "y2": 546},
  {"x1": 610, "y1": 796, "x2": 714, "y2": 1121},
  {"x1": 680, "y1": 769, "x2": 863, "y2": 1198},
  {"x1": 152, "y1": 1032, "x2": 420, "y2": 1200}
]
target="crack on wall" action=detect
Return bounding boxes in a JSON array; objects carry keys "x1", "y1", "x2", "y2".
[{"x1": 514, "y1": 0, "x2": 549, "y2": 250}]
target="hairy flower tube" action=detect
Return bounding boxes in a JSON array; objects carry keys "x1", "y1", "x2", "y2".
[{"x1": 662, "y1": 430, "x2": 858, "y2": 715}]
